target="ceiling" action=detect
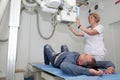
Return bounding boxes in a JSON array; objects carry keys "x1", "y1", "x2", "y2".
[{"x1": 80, "y1": 0, "x2": 103, "y2": 11}]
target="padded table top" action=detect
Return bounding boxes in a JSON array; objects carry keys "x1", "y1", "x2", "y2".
[{"x1": 32, "y1": 64, "x2": 120, "y2": 80}]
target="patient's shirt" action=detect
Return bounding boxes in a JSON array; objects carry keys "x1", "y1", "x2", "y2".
[{"x1": 54, "y1": 52, "x2": 79, "y2": 68}]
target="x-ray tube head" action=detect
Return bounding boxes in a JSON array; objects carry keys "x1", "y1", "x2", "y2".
[
  {"x1": 22, "y1": 0, "x2": 37, "y2": 13},
  {"x1": 64, "y1": 0, "x2": 76, "y2": 9},
  {"x1": 42, "y1": 0, "x2": 61, "y2": 9}
]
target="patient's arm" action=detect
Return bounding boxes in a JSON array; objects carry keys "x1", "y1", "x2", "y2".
[
  {"x1": 96, "y1": 61, "x2": 115, "y2": 74},
  {"x1": 60, "y1": 62, "x2": 103, "y2": 76},
  {"x1": 89, "y1": 69, "x2": 103, "y2": 76},
  {"x1": 68, "y1": 23, "x2": 84, "y2": 36},
  {"x1": 60, "y1": 62, "x2": 90, "y2": 76}
]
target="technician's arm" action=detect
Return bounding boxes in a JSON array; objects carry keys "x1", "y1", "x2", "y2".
[
  {"x1": 76, "y1": 17, "x2": 99, "y2": 35},
  {"x1": 68, "y1": 23, "x2": 84, "y2": 36}
]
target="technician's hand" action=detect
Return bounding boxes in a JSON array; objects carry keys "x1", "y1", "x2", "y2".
[
  {"x1": 105, "y1": 67, "x2": 115, "y2": 74},
  {"x1": 67, "y1": 23, "x2": 72, "y2": 27},
  {"x1": 90, "y1": 69, "x2": 103, "y2": 76},
  {"x1": 76, "y1": 17, "x2": 81, "y2": 26}
]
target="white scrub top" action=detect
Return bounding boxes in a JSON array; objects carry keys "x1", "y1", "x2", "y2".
[{"x1": 83, "y1": 24, "x2": 106, "y2": 56}]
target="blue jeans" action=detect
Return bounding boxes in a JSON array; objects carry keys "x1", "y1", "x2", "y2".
[{"x1": 44, "y1": 44, "x2": 69, "y2": 65}]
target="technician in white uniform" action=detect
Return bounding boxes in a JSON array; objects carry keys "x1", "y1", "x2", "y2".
[{"x1": 68, "y1": 13, "x2": 106, "y2": 61}]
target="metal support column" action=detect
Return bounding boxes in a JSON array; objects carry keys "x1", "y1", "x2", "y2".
[{"x1": 6, "y1": 0, "x2": 21, "y2": 80}]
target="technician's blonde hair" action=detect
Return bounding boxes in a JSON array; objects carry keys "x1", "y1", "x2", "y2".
[{"x1": 89, "y1": 13, "x2": 100, "y2": 23}]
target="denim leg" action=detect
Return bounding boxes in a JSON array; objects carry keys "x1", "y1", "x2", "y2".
[
  {"x1": 44, "y1": 44, "x2": 57, "y2": 65},
  {"x1": 61, "y1": 45, "x2": 69, "y2": 52}
]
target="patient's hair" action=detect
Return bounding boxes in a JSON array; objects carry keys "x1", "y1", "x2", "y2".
[
  {"x1": 91, "y1": 57, "x2": 96, "y2": 65},
  {"x1": 82, "y1": 57, "x2": 98, "y2": 70}
]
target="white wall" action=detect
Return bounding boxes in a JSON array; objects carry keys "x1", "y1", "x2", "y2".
[
  {"x1": 0, "y1": 3, "x2": 9, "y2": 77},
  {"x1": 109, "y1": 21, "x2": 120, "y2": 71},
  {"x1": 16, "y1": 10, "x2": 87, "y2": 70},
  {"x1": 0, "y1": 7, "x2": 86, "y2": 77},
  {"x1": 0, "y1": 0, "x2": 120, "y2": 77},
  {"x1": 97, "y1": 0, "x2": 120, "y2": 71},
  {"x1": 16, "y1": 0, "x2": 120, "y2": 74}
]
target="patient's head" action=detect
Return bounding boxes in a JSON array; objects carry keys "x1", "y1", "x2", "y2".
[{"x1": 77, "y1": 53, "x2": 96, "y2": 68}]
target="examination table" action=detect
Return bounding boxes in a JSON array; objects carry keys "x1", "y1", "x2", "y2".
[{"x1": 32, "y1": 63, "x2": 120, "y2": 80}]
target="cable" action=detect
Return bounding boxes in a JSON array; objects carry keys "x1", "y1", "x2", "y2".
[
  {"x1": 34, "y1": 9, "x2": 57, "y2": 40},
  {"x1": 0, "y1": 39, "x2": 8, "y2": 42},
  {"x1": 22, "y1": 0, "x2": 57, "y2": 40}
]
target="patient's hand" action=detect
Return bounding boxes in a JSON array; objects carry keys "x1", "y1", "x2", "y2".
[
  {"x1": 90, "y1": 69, "x2": 103, "y2": 76},
  {"x1": 105, "y1": 67, "x2": 115, "y2": 74}
]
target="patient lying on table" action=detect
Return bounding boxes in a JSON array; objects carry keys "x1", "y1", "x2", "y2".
[{"x1": 44, "y1": 44, "x2": 115, "y2": 76}]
